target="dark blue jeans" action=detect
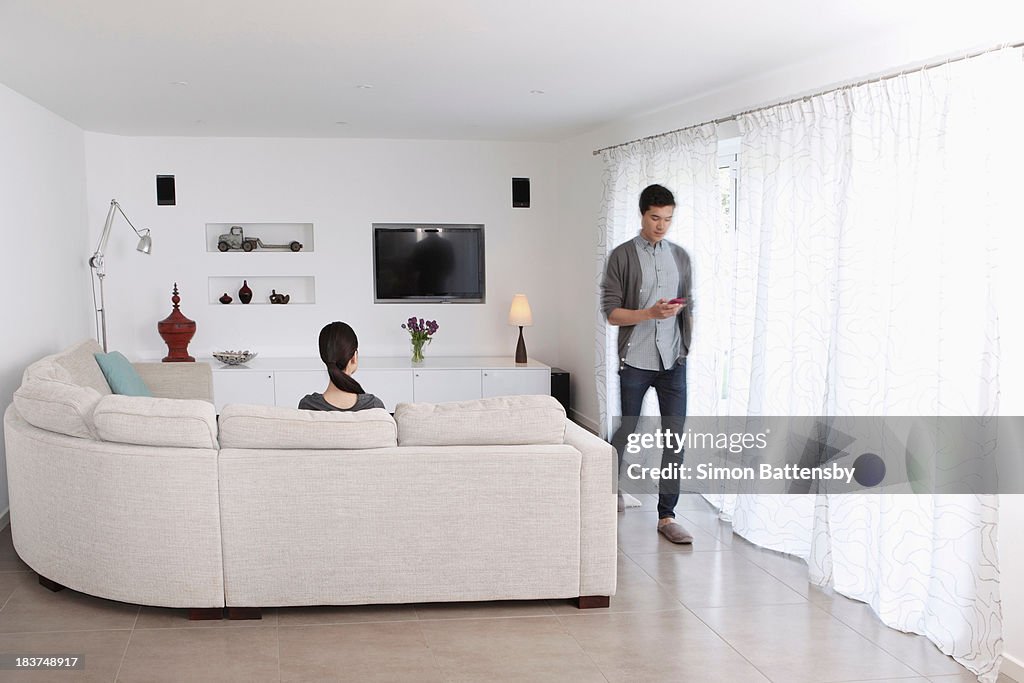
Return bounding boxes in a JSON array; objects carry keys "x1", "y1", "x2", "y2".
[{"x1": 611, "y1": 361, "x2": 687, "y2": 519}]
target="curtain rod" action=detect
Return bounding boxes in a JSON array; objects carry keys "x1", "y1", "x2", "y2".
[{"x1": 592, "y1": 39, "x2": 1024, "y2": 156}]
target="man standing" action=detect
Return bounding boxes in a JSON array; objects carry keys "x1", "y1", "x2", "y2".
[{"x1": 601, "y1": 183, "x2": 694, "y2": 544}]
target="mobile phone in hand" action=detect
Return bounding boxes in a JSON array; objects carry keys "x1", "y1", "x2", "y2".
[{"x1": 668, "y1": 297, "x2": 687, "y2": 305}]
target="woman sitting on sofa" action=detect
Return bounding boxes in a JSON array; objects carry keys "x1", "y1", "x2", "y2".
[{"x1": 298, "y1": 321, "x2": 386, "y2": 412}]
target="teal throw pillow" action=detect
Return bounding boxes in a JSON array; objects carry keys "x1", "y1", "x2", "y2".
[{"x1": 94, "y1": 351, "x2": 152, "y2": 397}]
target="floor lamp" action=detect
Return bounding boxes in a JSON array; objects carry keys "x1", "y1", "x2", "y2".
[{"x1": 89, "y1": 199, "x2": 152, "y2": 352}]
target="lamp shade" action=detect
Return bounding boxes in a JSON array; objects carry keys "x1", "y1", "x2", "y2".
[
  {"x1": 136, "y1": 229, "x2": 152, "y2": 254},
  {"x1": 508, "y1": 294, "x2": 533, "y2": 326}
]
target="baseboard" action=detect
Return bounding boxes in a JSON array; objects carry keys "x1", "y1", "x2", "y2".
[
  {"x1": 568, "y1": 410, "x2": 600, "y2": 435},
  {"x1": 1003, "y1": 652, "x2": 1024, "y2": 682}
]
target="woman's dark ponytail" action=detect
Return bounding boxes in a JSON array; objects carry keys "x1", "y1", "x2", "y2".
[{"x1": 319, "y1": 322, "x2": 365, "y2": 394}]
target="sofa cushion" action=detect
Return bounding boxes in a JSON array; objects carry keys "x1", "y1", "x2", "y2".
[
  {"x1": 395, "y1": 395, "x2": 566, "y2": 447},
  {"x1": 21, "y1": 357, "x2": 71, "y2": 385},
  {"x1": 218, "y1": 404, "x2": 397, "y2": 450},
  {"x1": 93, "y1": 395, "x2": 218, "y2": 449},
  {"x1": 22, "y1": 340, "x2": 112, "y2": 396},
  {"x1": 60, "y1": 340, "x2": 114, "y2": 395},
  {"x1": 12, "y1": 379, "x2": 102, "y2": 440},
  {"x1": 94, "y1": 352, "x2": 152, "y2": 396}
]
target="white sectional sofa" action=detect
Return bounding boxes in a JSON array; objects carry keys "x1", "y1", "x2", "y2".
[{"x1": 3, "y1": 340, "x2": 617, "y2": 619}]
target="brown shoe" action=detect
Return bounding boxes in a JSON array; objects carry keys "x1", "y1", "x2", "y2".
[{"x1": 657, "y1": 521, "x2": 693, "y2": 544}]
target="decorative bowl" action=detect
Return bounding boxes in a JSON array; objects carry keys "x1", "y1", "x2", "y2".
[{"x1": 212, "y1": 350, "x2": 257, "y2": 366}]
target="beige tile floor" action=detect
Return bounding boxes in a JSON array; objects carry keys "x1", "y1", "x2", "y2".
[{"x1": 0, "y1": 497, "x2": 1015, "y2": 683}]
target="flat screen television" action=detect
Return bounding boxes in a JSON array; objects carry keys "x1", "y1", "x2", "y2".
[{"x1": 373, "y1": 223, "x2": 486, "y2": 303}]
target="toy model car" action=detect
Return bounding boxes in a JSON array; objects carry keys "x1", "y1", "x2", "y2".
[{"x1": 217, "y1": 226, "x2": 303, "y2": 252}]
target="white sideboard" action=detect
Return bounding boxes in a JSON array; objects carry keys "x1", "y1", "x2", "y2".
[{"x1": 207, "y1": 356, "x2": 551, "y2": 412}]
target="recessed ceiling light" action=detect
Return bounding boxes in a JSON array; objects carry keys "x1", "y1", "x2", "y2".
[
  {"x1": 171, "y1": 81, "x2": 189, "y2": 86},
  {"x1": 355, "y1": 84, "x2": 374, "y2": 89},
  {"x1": 529, "y1": 89, "x2": 545, "y2": 95},
  {"x1": 194, "y1": 119, "x2": 204, "y2": 124},
  {"x1": 334, "y1": 121, "x2": 348, "y2": 125}
]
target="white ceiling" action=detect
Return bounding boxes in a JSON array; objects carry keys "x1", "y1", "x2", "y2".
[{"x1": 1, "y1": 0, "x2": 1021, "y2": 141}]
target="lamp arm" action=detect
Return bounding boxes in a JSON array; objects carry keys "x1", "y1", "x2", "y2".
[
  {"x1": 90, "y1": 199, "x2": 148, "y2": 271},
  {"x1": 114, "y1": 201, "x2": 147, "y2": 239},
  {"x1": 89, "y1": 200, "x2": 118, "y2": 270}
]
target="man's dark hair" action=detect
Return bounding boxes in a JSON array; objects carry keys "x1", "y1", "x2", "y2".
[{"x1": 639, "y1": 184, "x2": 675, "y2": 214}]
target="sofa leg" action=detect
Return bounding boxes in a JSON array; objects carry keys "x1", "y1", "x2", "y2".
[
  {"x1": 188, "y1": 608, "x2": 224, "y2": 621},
  {"x1": 227, "y1": 607, "x2": 262, "y2": 620},
  {"x1": 576, "y1": 595, "x2": 610, "y2": 609},
  {"x1": 38, "y1": 575, "x2": 66, "y2": 592}
]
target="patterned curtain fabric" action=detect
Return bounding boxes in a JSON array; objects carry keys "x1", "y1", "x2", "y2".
[
  {"x1": 704, "y1": 48, "x2": 1022, "y2": 683},
  {"x1": 595, "y1": 125, "x2": 722, "y2": 437},
  {"x1": 596, "y1": 47, "x2": 1022, "y2": 683}
]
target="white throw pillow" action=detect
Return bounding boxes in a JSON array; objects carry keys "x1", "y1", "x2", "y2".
[{"x1": 22, "y1": 340, "x2": 113, "y2": 396}]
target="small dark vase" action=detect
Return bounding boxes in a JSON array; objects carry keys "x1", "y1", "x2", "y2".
[
  {"x1": 238, "y1": 280, "x2": 253, "y2": 304},
  {"x1": 219, "y1": 293, "x2": 233, "y2": 304}
]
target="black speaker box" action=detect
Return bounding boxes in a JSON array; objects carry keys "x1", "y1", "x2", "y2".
[
  {"x1": 550, "y1": 367, "x2": 570, "y2": 413},
  {"x1": 512, "y1": 177, "x2": 530, "y2": 208},
  {"x1": 156, "y1": 175, "x2": 176, "y2": 206}
]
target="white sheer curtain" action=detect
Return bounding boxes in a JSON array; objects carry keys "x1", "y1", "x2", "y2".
[
  {"x1": 702, "y1": 48, "x2": 1022, "y2": 682},
  {"x1": 595, "y1": 125, "x2": 722, "y2": 437}
]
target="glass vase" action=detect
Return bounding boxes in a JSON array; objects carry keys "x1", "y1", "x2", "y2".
[{"x1": 411, "y1": 338, "x2": 426, "y2": 363}]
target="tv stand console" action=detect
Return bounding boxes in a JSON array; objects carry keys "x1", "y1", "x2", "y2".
[{"x1": 209, "y1": 356, "x2": 551, "y2": 412}]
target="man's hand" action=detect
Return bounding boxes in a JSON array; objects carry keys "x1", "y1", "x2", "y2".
[
  {"x1": 648, "y1": 298, "x2": 684, "y2": 320},
  {"x1": 607, "y1": 298, "x2": 685, "y2": 326}
]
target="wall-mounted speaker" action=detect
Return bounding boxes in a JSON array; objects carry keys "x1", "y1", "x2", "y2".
[
  {"x1": 156, "y1": 175, "x2": 176, "y2": 206},
  {"x1": 512, "y1": 177, "x2": 530, "y2": 208}
]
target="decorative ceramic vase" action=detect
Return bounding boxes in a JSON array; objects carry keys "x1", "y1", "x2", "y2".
[
  {"x1": 238, "y1": 280, "x2": 253, "y2": 304},
  {"x1": 411, "y1": 338, "x2": 426, "y2": 363},
  {"x1": 219, "y1": 293, "x2": 233, "y2": 304},
  {"x1": 268, "y1": 289, "x2": 290, "y2": 304},
  {"x1": 157, "y1": 283, "x2": 196, "y2": 362}
]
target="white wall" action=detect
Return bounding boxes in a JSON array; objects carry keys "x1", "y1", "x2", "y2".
[
  {"x1": 0, "y1": 83, "x2": 91, "y2": 517},
  {"x1": 83, "y1": 134, "x2": 561, "y2": 368}
]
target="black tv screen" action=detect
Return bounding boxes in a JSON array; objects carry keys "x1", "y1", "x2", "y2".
[{"x1": 373, "y1": 224, "x2": 485, "y2": 303}]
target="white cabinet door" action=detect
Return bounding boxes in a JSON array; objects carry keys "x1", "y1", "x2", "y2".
[
  {"x1": 357, "y1": 369, "x2": 414, "y2": 411},
  {"x1": 212, "y1": 370, "x2": 276, "y2": 412},
  {"x1": 481, "y1": 368, "x2": 550, "y2": 398},
  {"x1": 413, "y1": 369, "x2": 481, "y2": 403},
  {"x1": 274, "y1": 370, "x2": 328, "y2": 409}
]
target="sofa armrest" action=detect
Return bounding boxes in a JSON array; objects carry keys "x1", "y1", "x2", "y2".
[
  {"x1": 4, "y1": 405, "x2": 224, "y2": 608},
  {"x1": 132, "y1": 362, "x2": 213, "y2": 402},
  {"x1": 563, "y1": 419, "x2": 617, "y2": 597}
]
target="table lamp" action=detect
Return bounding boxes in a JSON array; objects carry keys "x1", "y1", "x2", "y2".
[{"x1": 508, "y1": 294, "x2": 533, "y2": 364}]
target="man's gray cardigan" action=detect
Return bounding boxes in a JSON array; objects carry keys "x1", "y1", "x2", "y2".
[{"x1": 600, "y1": 239, "x2": 694, "y2": 367}]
